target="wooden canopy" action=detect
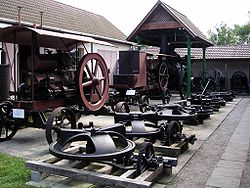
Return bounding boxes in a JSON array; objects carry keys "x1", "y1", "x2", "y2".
[{"x1": 127, "y1": 0, "x2": 213, "y2": 48}]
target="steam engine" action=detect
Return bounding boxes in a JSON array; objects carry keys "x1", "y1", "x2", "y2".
[{"x1": 19, "y1": 52, "x2": 77, "y2": 101}]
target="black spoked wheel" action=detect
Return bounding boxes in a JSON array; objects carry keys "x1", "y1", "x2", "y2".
[
  {"x1": 0, "y1": 101, "x2": 18, "y2": 141},
  {"x1": 179, "y1": 72, "x2": 187, "y2": 100},
  {"x1": 136, "y1": 142, "x2": 155, "y2": 176},
  {"x1": 114, "y1": 102, "x2": 130, "y2": 113},
  {"x1": 164, "y1": 120, "x2": 181, "y2": 146},
  {"x1": 46, "y1": 107, "x2": 76, "y2": 144},
  {"x1": 139, "y1": 95, "x2": 149, "y2": 105}
]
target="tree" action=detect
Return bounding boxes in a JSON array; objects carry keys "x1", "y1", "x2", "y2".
[
  {"x1": 208, "y1": 22, "x2": 237, "y2": 45},
  {"x1": 234, "y1": 24, "x2": 250, "y2": 44},
  {"x1": 208, "y1": 13, "x2": 250, "y2": 45}
]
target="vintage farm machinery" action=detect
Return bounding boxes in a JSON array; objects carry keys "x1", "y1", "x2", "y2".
[
  {"x1": 49, "y1": 123, "x2": 178, "y2": 176},
  {"x1": 0, "y1": 26, "x2": 110, "y2": 143},
  {"x1": 110, "y1": 50, "x2": 187, "y2": 106},
  {"x1": 113, "y1": 103, "x2": 197, "y2": 146}
]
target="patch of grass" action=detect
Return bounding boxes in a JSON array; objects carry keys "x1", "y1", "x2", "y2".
[{"x1": 0, "y1": 152, "x2": 34, "y2": 188}]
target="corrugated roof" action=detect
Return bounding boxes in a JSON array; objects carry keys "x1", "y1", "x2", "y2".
[
  {"x1": 0, "y1": 0, "x2": 127, "y2": 42},
  {"x1": 175, "y1": 45, "x2": 250, "y2": 60},
  {"x1": 127, "y1": 0, "x2": 213, "y2": 48}
]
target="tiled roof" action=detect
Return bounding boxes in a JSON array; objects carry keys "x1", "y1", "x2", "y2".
[
  {"x1": 175, "y1": 45, "x2": 250, "y2": 60},
  {"x1": 0, "y1": 0, "x2": 127, "y2": 42},
  {"x1": 127, "y1": 0, "x2": 213, "y2": 48}
]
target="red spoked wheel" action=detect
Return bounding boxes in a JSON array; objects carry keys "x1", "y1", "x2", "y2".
[
  {"x1": 77, "y1": 53, "x2": 109, "y2": 111},
  {"x1": 158, "y1": 63, "x2": 169, "y2": 91}
]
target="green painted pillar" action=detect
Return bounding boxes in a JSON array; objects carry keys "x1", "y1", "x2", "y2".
[
  {"x1": 202, "y1": 47, "x2": 207, "y2": 86},
  {"x1": 186, "y1": 35, "x2": 191, "y2": 98}
]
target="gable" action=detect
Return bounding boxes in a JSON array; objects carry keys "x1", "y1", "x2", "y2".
[
  {"x1": 142, "y1": 5, "x2": 182, "y2": 30},
  {"x1": 127, "y1": 0, "x2": 213, "y2": 48}
]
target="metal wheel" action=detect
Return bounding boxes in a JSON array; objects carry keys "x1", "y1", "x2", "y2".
[
  {"x1": 158, "y1": 63, "x2": 169, "y2": 91},
  {"x1": 49, "y1": 130, "x2": 135, "y2": 161},
  {"x1": 114, "y1": 102, "x2": 130, "y2": 113},
  {"x1": 0, "y1": 101, "x2": 18, "y2": 141},
  {"x1": 77, "y1": 53, "x2": 109, "y2": 111},
  {"x1": 179, "y1": 72, "x2": 187, "y2": 100},
  {"x1": 136, "y1": 142, "x2": 155, "y2": 176},
  {"x1": 139, "y1": 95, "x2": 149, "y2": 105},
  {"x1": 46, "y1": 107, "x2": 76, "y2": 144},
  {"x1": 164, "y1": 120, "x2": 181, "y2": 146}
]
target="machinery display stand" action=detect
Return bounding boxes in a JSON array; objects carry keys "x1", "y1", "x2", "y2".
[
  {"x1": 26, "y1": 147, "x2": 176, "y2": 188},
  {"x1": 134, "y1": 138, "x2": 189, "y2": 158},
  {"x1": 154, "y1": 140, "x2": 189, "y2": 157}
]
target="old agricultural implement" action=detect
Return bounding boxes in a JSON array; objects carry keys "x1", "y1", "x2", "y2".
[
  {"x1": 110, "y1": 50, "x2": 187, "y2": 106},
  {"x1": 48, "y1": 123, "x2": 177, "y2": 175},
  {"x1": 0, "y1": 26, "x2": 110, "y2": 143}
]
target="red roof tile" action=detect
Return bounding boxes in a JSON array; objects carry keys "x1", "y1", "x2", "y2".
[
  {"x1": 0, "y1": 0, "x2": 127, "y2": 42},
  {"x1": 175, "y1": 45, "x2": 250, "y2": 60}
]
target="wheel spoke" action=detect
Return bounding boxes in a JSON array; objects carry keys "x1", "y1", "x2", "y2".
[
  {"x1": 90, "y1": 85, "x2": 96, "y2": 102},
  {"x1": 95, "y1": 85, "x2": 102, "y2": 99},
  {"x1": 0, "y1": 126, "x2": 3, "y2": 138},
  {"x1": 85, "y1": 64, "x2": 94, "y2": 79},
  {"x1": 98, "y1": 77, "x2": 105, "y2": 81},
  {"x1": 162, "y1": 67, "x2": 167, "y2": 75},
  {"x1": 5, "y1": 127, "x2": 8, "y2": 138},
  {"x1": 94, "y1": 62, "x2": 99, "y2": 76},
  {"x1": 82, "y1": 80, "x2": 93, "y2": 88}
]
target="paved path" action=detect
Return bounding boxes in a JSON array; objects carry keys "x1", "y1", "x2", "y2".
[
  {"x1": 206, "y1": 97, "x2": 250, "y2": 188},
  {"x1": 168, "y1": 97, "x2": 250, "y2": 188}
]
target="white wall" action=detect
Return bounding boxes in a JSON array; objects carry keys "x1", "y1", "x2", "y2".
[
  {"x1": 79, "y1": 42, "x2": 131, "y2": 85},
  {"x1": 2, "y1": 43, "x2": 18, "y2": 92},
  {"x1": 191, "y1": 60, "x2": 250, "y2": 90}
]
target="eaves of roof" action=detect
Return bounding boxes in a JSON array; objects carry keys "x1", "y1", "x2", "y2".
[
  {"x1": 0, "y1": 17, "x2": 133, "y2": 46},
  {"x1": 175, "y1": 44, "x2": 250, "y2": 60}
]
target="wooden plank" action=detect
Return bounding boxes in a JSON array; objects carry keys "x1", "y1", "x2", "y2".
[
  {"x1": 153, "y1": 140, "x2": 189, "y2": 157},
  {"x1": 120, "y1": 169, "x2": 136, "y2": 178},
  {"x1": 136, "y1": 164, "x2": 164, "y2": 181},
  {"x1": 26, "y1": 161, "x2": 152, "y2": 188},
  {"x1": 154, "y1": 145, "x2": 181, "y2": 157},
  {"x1": 39, "y1": 146, "x2": 80, "y2": 164}
]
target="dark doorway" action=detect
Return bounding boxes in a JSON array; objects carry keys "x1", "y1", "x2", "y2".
[{"x1": 231, "y1": 71, "x2": 249, "y2": 93}]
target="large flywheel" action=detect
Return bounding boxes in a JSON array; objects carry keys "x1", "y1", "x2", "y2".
[
  {"x1": 77, "y1": 53, "x2": 109, "y2": 111},
  {"x1": 158, "y1": 63, "x2": 169, "y2": 91}
]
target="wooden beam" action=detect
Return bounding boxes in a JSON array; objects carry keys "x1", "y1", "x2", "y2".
[{"x1": 141, "y1": 22, "x2": 183, "y2": 30}]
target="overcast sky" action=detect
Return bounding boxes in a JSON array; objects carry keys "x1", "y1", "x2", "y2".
[{"x1": 55, "y1": 0, "x2": 250, "y2": 37}]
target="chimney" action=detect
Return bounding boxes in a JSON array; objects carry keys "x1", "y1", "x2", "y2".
[
  {"x1": 17, "y1": 6, "x2": 21, "y2": 26},
  {"x1": 40, "y1": 11, "x2": 43, "y2": 29}
]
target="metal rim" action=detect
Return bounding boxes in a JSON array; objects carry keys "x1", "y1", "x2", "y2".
[
  {"x1": 49, "y1": 131, "x2": 135, "y2": 161},
  {"x1": 164, "y1": 120, "x2": 181, "y2": 146},
  {"x1": 45, "y1": 107, "x2": 76, "y2": 144},
  {"x1": 136, "y1": 142, "x2": 155, "y2": 176},
  {"x1": 114, "y1": 102, "x2": 130, "y2": 113},
  {"x1": 0, "y1": 101, "x2": 18, "y2": 141},
  {"x1": 78, "y1": 53, "x2": 109, "y2": 111},
  {"x1": 158, "y1": 63, "x2": 169, "y2": 91}
]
